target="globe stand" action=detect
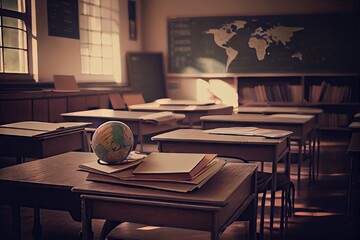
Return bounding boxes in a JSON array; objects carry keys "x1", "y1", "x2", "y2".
[{"x1": 97, "y1": 159, "x2": 126, "y2": 166}]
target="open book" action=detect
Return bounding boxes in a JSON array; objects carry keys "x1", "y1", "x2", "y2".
[
  {"x1": 205, "y1": 127, "x2": 293, "y2": 139},
  {"x1": 132, "y1": 152, "x2": 217, "y2": 181},
  {"x1": 86, "y1": 157, "x2": 226, "y2": 193},
  {"x1": 139, "y1": 111, "x2": 184, "y2": 123},
  {"x1": 0, "y1": 121, "x2": 92, "y2": 137}
]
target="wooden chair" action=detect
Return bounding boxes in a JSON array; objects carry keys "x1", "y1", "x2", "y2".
[
  {"x1": 217, "y1": 156, "x2": 295, "y2": 240},
  {"x1": 122, "y1": 93, "x2": 145, "y2": 108},
  {"x1": 109, "y1": 93, "x2": 127, "y2": 110},
  {"x1": 53, "y1": 75, "x2": 79, "y2": 92}
]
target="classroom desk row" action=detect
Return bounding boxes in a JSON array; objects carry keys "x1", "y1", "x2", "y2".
[
  {"x1": 0, "y1": 102, "x2": 323, "y2": 240},
  {"x1": 0, "y1": 152, "x2": 258, "y2": 240}
]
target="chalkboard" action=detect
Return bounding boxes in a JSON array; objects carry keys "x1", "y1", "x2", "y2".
[
  {"x1": 47, "y1": 0, "x2": 80, "y2": 39},
  {"x1": 126, "y1": 52, "x2": 167, "y2": 102},
  {"x1": 168, "y1": 14, "x2": 360, "y2": 74}
]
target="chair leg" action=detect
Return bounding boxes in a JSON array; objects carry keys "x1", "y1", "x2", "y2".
[
  {"x1": 259, "y1": 191, "x2": 267, "y2": 240},
  {"x1": 280, "y1": 190, "x2": 285, "y2": 240}
]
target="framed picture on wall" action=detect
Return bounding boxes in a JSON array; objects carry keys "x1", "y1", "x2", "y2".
[{"x1": 128, "y1": 0, "x2": 137, "y2": 40}]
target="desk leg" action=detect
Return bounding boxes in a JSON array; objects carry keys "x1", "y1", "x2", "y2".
[
  {"x1": 81, "y1": 199, "x2": 93, "y2": 240},
  {"x1": 12, "y1": 205, "x2": 21, "y2": 240},
  {"x1": 32, "y1": 207, "x2": 42, "y2": 240},
  {"x1": 316, "y1": 128, "x2": 321, "y2": 179},
  {"x1": 100, "y1": 220, "x2": 122, "y2": 240},
  {"x1": 297, "y1": 140, "x2": 303, "y2": 186},
  {"x1": 269, "y1": 159, "x2": 278, "y2": 239}
]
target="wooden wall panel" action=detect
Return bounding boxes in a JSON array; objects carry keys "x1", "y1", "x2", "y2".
[
  {"x1": 49, "y1": 98, "x2": 67, "y2": 122},
  {"x1": 33, "y1": 99, "x2": 49, "y2": 121},
  {"x1": 99, "y1": 94, "x2": 110, "y2": 108},
  {"x1": 0, "y1": 100, "x2": 32, "y2": 124},
  {"x1": 86, "y1": 95, "x2": 99, "y2": 109},
  {"x1": 68, "y1": 96, "x2": 87, "y2": 112}
]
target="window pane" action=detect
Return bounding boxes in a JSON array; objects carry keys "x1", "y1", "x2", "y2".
[
  {"x1": 81, "y1": 44, "x2": 90, "y2": 56},
  {"x1": 81, "y1": 2, "x2": 90, "y2": 15},
  {"x1": 102, "y1": 58, "x2": 113, "y2": 74},
  {"x1": 102, "y1": 45, "x2": 112, "y2": 58},
  {"x1": 101, "y1": 32, "x2": 112, "y2": 45},
  {"x1": 91, "y1": 5, "x2": 100, "y2": 17},
  {"x1": 4, "y1": 48, "x2": 28, "y2": 73},
  {"x1": 90, "y1": 31, "x2": 101, "y2": 44},
  {"x1": 0, "y1": 48, "x2": 3, "y2": 72},
  {"x1": 81, "y1": 56, "x2": 90, "y2": 73},
  {"x1": 2, "y1": 0, "x2": 25, "y2": 13},
  {"x1": 79, "y1": 15, "x2": 89, "y2": 30},
  {"x1": 101, "y1": 19, "x2": 111, "y2": 32},
  {"x1": 90, "y1": 57, "x2": 102, "y2": 74},
  {"x1": 89, "y1": 44, "x2": 101, "y2": 57},
  {"x1": 80, "y1": 29, "x2": 89, "y2": 43},
  {"x1": 3, "y1": 27, "x2": 27, "y2": 49},
  {"x1": 3, "y1": 17, "x2": 26, "y2": 30},
  {"x1": 90, "y1": 17, "x2": 101, "y2": 31}
]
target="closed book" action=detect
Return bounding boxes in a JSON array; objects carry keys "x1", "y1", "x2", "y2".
[
  {"x1": 132, "y1": 152, "x2": 217, "y2": 180},
  {"x1": 79, "y1": 158, "x2": 143, "y2": 174}
]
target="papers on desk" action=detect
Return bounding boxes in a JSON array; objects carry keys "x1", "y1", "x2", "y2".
[
  {"x1": 205, "y1": 127, "x2": 293, "y2": 139},
  {"x1": 140, "y1": 111, "x2": 184, "y2": 123},
  {"x1": 155, "y1": 98, "x2": 215, "y2": 106},
  {"x1": 0, "y1": 121, "x2": 92, "y2": 137},
  {"x1": 80, "y1": 152, "x2": 225, "y2": 193}
]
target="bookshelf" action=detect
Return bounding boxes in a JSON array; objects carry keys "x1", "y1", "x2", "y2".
[{"x1": 167, "y1": 73, "x2": 360, "y2": 131}]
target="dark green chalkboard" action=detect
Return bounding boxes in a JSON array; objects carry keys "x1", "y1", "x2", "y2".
[
  {"x1": 168, "y1": 14, "x2": 360, "y2": 74},
  {"x1": 126, "y1": 52, "x2": 167, "y2": 102}
]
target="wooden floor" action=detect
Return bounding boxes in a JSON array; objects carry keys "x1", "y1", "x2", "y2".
[{"x1": 0, "y1": 136, "x2": 359, "y2": 240}]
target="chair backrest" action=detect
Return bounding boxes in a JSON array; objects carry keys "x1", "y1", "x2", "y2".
[
  {"x1": 109, "y1": 93, "x2": 127, "y2": 110},
  {"x1": 122, "y1": 93, "x2": 145, "y2": 108},
  {"x1": 53, "y1": 75, "x2": 79, "y2": 92}
]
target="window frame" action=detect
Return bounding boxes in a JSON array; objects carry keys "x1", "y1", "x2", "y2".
[{"x1": 0, "y1": 0, "x2": 33, "y2": 82}]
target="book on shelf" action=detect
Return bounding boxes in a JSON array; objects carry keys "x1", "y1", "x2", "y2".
[
  {"x1": 0, "y1": 121, "x2": 92, "y2": 137},
  {"x1": 132, "y1": 152, "x2": 217, "y2": 181},
  {"x1": 205, "y1": 127, "x2": 292, "y2": 139},
  {"x1": 239, "y1": 83, "x2": 303, "y2": 103}
]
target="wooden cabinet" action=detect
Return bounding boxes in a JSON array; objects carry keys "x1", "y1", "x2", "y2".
[{"x1": 0, "y1": 89, "x2": 129, "y2": 124}]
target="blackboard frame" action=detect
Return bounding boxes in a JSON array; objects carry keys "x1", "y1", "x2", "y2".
[{"x1": 126, "y1": 52, "x2": 167, "y2": 102}]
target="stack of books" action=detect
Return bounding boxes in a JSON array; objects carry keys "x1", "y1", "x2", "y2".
[{"x1": 79, "y1": 152, "x2": 225, "y2": 193}]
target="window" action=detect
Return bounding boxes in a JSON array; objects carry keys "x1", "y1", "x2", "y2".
[
  {"x1": 0, "y1": 0, "x2": 33, "y2": 79},
  {"x1": 79, "y1": 0, "x2": 121, "y2": 83}
]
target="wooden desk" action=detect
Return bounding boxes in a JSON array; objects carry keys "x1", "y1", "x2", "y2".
[
  {"x1": 73, "y1": 163, "x2": 258, "y2": 240},
  {"x1": 0, "y1": 126, "x2": 88, "y2": 164},
  {"x1": 0, "y1": 152, "x2": 98, "y2": 240},
  {"x1": 128, "y1": 102, "x2": 233, "y2": 127},
  {"x1": 347, "y1": 132, "x2": 360, "y2": 218},
  {"x1": 201, "y1": 113, "x2": 316, "y2": 184},
  {"x1": 235, "y1": 106, "x2": 323, "y2": 115},
  {"x1": 235, "y1": 106, "x2": 323, "y2": 177},
  {"x1": 152, "y1": 128, "x2": 290, "y2": 239},
  {"x1": 349, "y1": 121, "x2": 360, "y2": 131},
  {"x1": 61, "y1": 109, "x2": 185, "y2": 152}
]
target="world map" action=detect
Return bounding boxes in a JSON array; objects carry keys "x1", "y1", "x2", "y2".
[
  {"x1": 168, "y1": 14, "x2": 359, "y2": 73},
  {"x1": 206, "y1": 20, "x2": 304, "y2": 72}
]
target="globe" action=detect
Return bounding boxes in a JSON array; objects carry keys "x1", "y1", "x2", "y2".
[{"x1": 91, "y1": 121, "x2": 134, "y2": 164}]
